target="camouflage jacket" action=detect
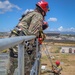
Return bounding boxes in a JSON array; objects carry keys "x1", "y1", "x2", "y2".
[{"x1": 17, "y1": 11, "x2": 44, "y2": 36}]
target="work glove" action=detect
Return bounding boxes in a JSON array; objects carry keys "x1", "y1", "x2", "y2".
[{"x1": 42, "y1": 21, "x2": 48, "y2": 30}]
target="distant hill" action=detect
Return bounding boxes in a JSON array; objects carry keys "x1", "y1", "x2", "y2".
[
  {"x1": 60, "y1": 31, "x2": 75, "y2": 35},
  {"x1": 0, "y1": 32, "x2": 10, "y2": 36},
  {"x1": 44, "y1": 31, "x2": 75, "y2": 35},
  {"x1": 0, "y1": 31, "x2": 75, "y2": 37}
]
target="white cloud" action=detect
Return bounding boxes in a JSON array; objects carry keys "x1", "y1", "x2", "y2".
[
  {"x1": 0, "y1": 0, "x2": 21, "y2": 14},
  {"x1": 44, "y1": 26, "x2": 75, "y2": 32},
  {"x1": 23, "y1": 9, "x2": 34, "y2": 14},
  {"x1": 58, "y1": 26, "x2": 75, "y2": 32},
  {"x1": 58, "y1": 26, "x2": 63, "y2": 31},
  {"x1": 48, "y1": 18, "x2": 57, "y2": 22},
  {"x1": 19, "y1": 9, "x2": 34, "y2": 20},
  {"x1": 67, "y1": 27, "x2": 75, "y2": 32},
  {"x1": 44, "y1": 25, "x2": 75, "y2": 32}
]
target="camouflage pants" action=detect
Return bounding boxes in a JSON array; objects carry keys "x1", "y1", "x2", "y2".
[
  {"x1": 7, "y1": 52, "x2": 33, "y2": 75},
  {"x1": 7, "y1": 57, "x2": 18, "y2": 75},
  {"x1": 7, "y1": 34, "x2": 36, "y2": 75}
]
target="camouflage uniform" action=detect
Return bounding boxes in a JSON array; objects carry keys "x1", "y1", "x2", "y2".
[
  {"x1": 18, "y1": 11, "x2": 43, "y2": 36},
  {"x1": 53, "y1": 65, "x2": 62, "y2": 75},
  {"x1": 7, "y1": 11, "x2": 43, "y2": 75}
]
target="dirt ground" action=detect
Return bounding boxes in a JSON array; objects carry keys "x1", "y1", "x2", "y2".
[
  {"x1": 40, "y1": 43, "x2": 75, "y2": 75},
  {"x1": 1, "y1": 41, "x2": 75, "y2": 75}
]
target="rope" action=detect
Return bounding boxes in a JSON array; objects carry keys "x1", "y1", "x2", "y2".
[{"x1": 42, "y1": 44, "x2": 54, "y2": 67}]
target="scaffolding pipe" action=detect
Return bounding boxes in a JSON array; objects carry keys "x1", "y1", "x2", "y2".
[
  {"x1": 0, "y1": 36, "x2": 36, "y2": 51},
  {"x1": 0, "y1": 36, "x2": 36, "y2": 75}
]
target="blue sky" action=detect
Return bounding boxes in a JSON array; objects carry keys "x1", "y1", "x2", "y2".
[{"x1": 0, "y1": 0, "x2": 75, "y2": 32}]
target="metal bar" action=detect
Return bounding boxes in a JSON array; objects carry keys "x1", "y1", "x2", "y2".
[
  {"x1": 30, "y1": 59, "x2": 37, "y2": 75},
  {"x1": 0, "y1": 35, "x2": 36, "y2": 75},
  {"x1": 18, "y1": 43, "x2": 24, "y2": 75},
  {"x1": 36, "y1": 39, "x2": 38, "y2": 75},
  {"x1": 38, "y1": 45, "x2": 41, "y2": 75},
  {"x1": 30, "y1": 39, "x2": 40, "y2": 75},
  {"x1": 0, "y1": 36, "x2": 36, "y2": 51}
]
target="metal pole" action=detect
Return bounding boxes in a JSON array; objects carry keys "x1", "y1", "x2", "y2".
[
  {"x1": 18, "y1": 43, "x2": 24, "y2": 75},
  {"x1": 38, "y1": 45, "x2": 41, "y2": 75},
  {"x1": 36, "y1": 39, "x2": 38, "y2": 75},
  {"x1": 0, "y1": 36, "x2": 36, "y2": 51}
]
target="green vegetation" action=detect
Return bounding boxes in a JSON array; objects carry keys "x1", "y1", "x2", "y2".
[{"x1": 50, "y1": 46, "x2": 61, "y2": 53}]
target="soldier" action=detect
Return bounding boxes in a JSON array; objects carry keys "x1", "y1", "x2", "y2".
[
  {"x1": 51, "y1": 60, "x2": 62, "y2": 75},
  {"x1": 47, "y1": 60, "x2": 62, "y2": 75},
  {"x1": 7, "y1": 0, "x2": 50, "y2": 75}
]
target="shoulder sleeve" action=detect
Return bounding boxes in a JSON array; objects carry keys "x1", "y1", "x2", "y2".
[{"x1": 28, "y1": 12, "x2": 43, "y2": 36}]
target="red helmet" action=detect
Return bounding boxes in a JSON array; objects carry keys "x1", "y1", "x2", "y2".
[
  {"x1": 36, "y1": 0, "x2": 50, "y2": 13},
  {"x1": 55, "y1": 60, "x2": 60, "y2": 65}
]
